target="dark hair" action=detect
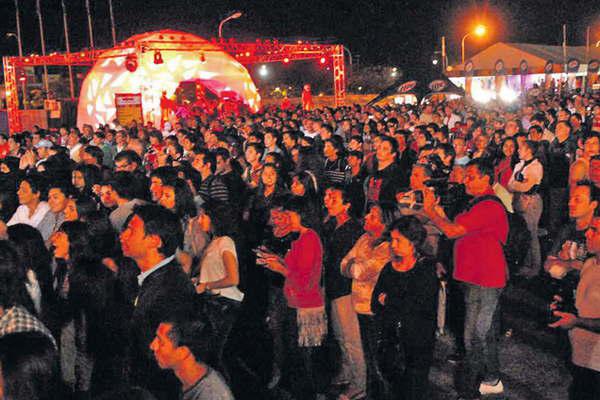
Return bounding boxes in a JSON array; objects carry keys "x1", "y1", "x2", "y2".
[
  {"x1": 245, "y1": 142, "x2": 265, "y2": 158},
  {"x1": 149, "y1": 166, "x2": 178, "y2": 185},
  {"x1": 378, "y1": 135, "x2": 399, "y2": 157},
  {"x1": 73, "y1": 164, "x2": 102, "y2": 195},
  {"x1": 6, "y1": 224, "x2": 52, "y2": 310},
  {"x1": 466, "y1": 158, "x2": 495, "y2": 185},
  {"x1": 281, "y1": 196, "x2": 311, "y2": 224},
  {"x1": 71, "y1": 195, "x2": 98, "y2": 222},
  {"x1": 214, "y1": 147, "x2": 231, "y2": 162},
  {"x1": 324, "y1": 182, "x2": 352, "y2": 206},
  {"x1": 499, "y1": 137, "x2": 519, "y2": 169},
  {"x1": 195, "y1": 149, "x2": 216, "y2": 174},
  {"x1": 164, "y1": 318, "x2": 214, "y2": 365},
  {"x1": 0, "y1": 241, "x2": 30, "y2": 309},
  {"x1": 129, "y1": 205, "x2": 183, "y2": 256},
  {"x1": 0, "y1": 331, "x2": 60, "y2": 400},
  {"x1": 366, "y1": 201, "x2": 396, "y2": 226},
  {"x1": 164, "y1": 178, "x2": 197, "y2": 220},
  {"x1": 86, "y1": 211, "x2": 118, "y2": 258},
  {"x1": 83, "y1": 145, "x2": 104, "y2": 165},
  {"x1": 58, "y1": 221, "x2": 95, "y2": 263},
  {"x1": 20, "y1": 174, "x2": 48, "y2": 201},
  {"x1": 528, "y1": 125, "x2": 543, "y2": 136},
  {"x1": 0, "y1": 183, "x2": 18, "y2": 222},
  {"x1": 47, "y1": 180, "x2": 76, "y2": 199},
  {"x1": 387, "y1": 216, "x2": 427, "y2": 253},
  {"x1": 114, "y1": 150, "x2": 142, "y2": 169},
  {"x1": 200, "y1": 200, "x2": 237, "y2": 237},
  {"x1": 108, "y1": 172, "x2": 137, "y2": 201},
  {"x1": 574, "y1": 180, "x2": 600, "y2": 205}
]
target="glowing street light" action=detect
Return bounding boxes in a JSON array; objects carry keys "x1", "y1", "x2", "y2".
[
  {"x1": 461, "y1": 24, "x2": 487, "y2": 65},
  {"x1": 218, "y1": 11, "x2": 243, "y2": 38}
]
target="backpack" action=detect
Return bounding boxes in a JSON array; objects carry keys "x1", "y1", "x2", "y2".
[{"x1": 468, "y1": 195, "x2": 531, "y2": 276}]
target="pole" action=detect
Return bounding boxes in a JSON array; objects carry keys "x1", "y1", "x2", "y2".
[
  {"x1": 343, "y1": 46, "x2": 353, "y2": 79},
  {"x1": 442, "y1": 36, "x2": 447, "y2": 71},
  {"x1": 562, "y1": 24, "x2": 567, "y2": 73},
  {"x1": 85, "y1": 0, "x2": 95, "y2": 50},
  {"x1": 61, "y1": 0, "x2": 75, "y2": 100},
  {"x1": 218, "y1": 17, "x2": 231, "y2": 39},
  {"x1": 108, "y1": 0, "x2": 117, "y2": 46},
  {"x1": 35, "y1": 0, "x2": 49, "y2": 96},
  {"x1": 586, "y1": 26, "x2": 591, "y2": 62},
  {"x1": 461, "y1": 33, "x2": 470, "y2": 66},
  {"x1": 13, "y1": 0, "x2": 27, "y2": 109}
]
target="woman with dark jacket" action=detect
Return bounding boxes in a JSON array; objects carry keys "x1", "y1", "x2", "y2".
[
  {"x1": 371, "y1": 216, "x2": 438, "y2": 400},
  {"x1": 6, "y1": 224, "x2": 53, "y2": 321},
  {"x1": 50, "y1": 221, "x2": 131, "y2": 398}
]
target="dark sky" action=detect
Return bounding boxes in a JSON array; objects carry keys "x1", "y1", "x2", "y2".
[{"x1": 1, "y1": 0, "x2": 599, "y2": 73}]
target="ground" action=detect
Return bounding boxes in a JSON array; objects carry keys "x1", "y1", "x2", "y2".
[{"x1": 229, "y1": 276, "x2": 571, "y2": 400}]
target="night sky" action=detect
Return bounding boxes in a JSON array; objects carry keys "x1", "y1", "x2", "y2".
[{"x1": 0, "y1": 0, "x2": 599, "y2": 73}]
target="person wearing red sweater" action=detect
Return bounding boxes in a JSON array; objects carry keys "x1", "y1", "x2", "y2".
[{"x1": 258, "y1": 197, "x2": 325, "y2": 400}]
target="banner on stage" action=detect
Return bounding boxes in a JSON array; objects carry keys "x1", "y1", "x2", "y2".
[{"x1": 115, "y1": 93, "x2": 143, "y2": 127}]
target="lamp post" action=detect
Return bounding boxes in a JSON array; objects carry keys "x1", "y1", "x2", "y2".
[
  {"x1": 218, "y1": 11, "x2": 243, "y2": 39},
  {"x1": 461, "y1": 24, "x2": 486, "y2": 65}
]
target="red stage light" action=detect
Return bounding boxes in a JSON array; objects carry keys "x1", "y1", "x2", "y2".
[
  {"x1": 320, "y1": 57, "x2": 326, "y2": 64},
  {"x1": 154, "y1": 50, "x2": 164, "y2": 65},
  {"x1": 125, "y1": 53, "x2": 138, "y2": 72}
]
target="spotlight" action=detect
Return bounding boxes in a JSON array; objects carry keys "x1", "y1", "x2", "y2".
[
  {"x1": 153, "y1": 50, "x2": 164, "y2": 65},
  {"x1": 125, "y1": 53, "x2": 138, "y2": 72},
  {"x1": 283, "y1": 57, "x2": 290, "y2": 64},
  {"x1": 320, "y1": 57, "x2": 326, "y2": 64},
  {"x1": 259, "y1": 65, "x2": 269, "y2": 77},
  {"x1": 18, "y1": 70, "x2": 26, "y2": 83}
]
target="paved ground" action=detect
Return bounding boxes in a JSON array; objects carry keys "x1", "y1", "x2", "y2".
[
  {"x1": 229, "y1": 277, "x2": 572, "y2": 400},
  {"x1": 429, "y1": 278, "x2": 571, "y2": 399}
]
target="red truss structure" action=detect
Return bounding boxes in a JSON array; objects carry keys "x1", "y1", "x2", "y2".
[{"x1": 2, "y1": 37, "x2": 346, "y2": 133}]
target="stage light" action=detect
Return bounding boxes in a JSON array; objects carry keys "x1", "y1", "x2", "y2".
[
  {"x1": 125, "y1": 53, "x2": 138, "y2": 72},
  {"x1": 499, "y1": 86, "x2": 518, "y2": 103},
  {"x1": 259, "y1": 65, "x2": 269, "y2": 77},
  {"x1": 153, "y1": 50, "x2": 164, "y2": 65},
  {"x1": 432, "y1": 59, "x2": 439, "y2": 65},
  {"x1": 358, "y1": 86, "x2": 363, "y2": 91},
  {"x1": 283, "y1": 57, "x2": 290, "y2": 64},
  {"x1": 471, "y1": 86, "x2": 494, "y2": 103},
  {"x1": 320, "y1": 57, "x2": 326, "y2": 64}
]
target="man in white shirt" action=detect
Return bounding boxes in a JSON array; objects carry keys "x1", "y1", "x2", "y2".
[
  {"x1": 7, "y1": 175, "x2": 50, "y2": 229},
  {"x1": 550, "y1": 214, "x2": 600, "y2": 399}
]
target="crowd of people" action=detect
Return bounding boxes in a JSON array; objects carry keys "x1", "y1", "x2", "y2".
[{"x1": 0, "y1": 88, "x2": 599, "y2": 400}]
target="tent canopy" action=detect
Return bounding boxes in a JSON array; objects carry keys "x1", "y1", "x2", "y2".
[
  {"x1": 452, "y1": 42, "x2": 600, "y2": 72},
  {"x1": 77, "y1": 29, "x2": 261, "y2": 128},
  {"x1": 366, "y1": 70, "x2": 464, "y2": 106}
]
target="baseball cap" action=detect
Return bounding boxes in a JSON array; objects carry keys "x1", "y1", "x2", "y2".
[{"x1": 34, "y1": 139, "x2": 53, "y2": 149}]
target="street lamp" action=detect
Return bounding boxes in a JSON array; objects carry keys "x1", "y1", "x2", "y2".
[
  {"x1": 218, "y1": 11, "x2": 243, "y2": 38},
  {"x1": 461, "y1": 24, "x2": 486, "y2": 65}
]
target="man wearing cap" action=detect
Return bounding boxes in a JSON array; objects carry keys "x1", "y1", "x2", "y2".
[{"x1": 34, "y1": 139, "x2": 54, "y2": 168}]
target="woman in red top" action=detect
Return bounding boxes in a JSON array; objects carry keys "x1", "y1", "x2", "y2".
[
  {"x1": 494, "y1": 137, "x2": 518, "y2": 189},
  {"x1": 258, "y1": 197, "x2": 325, "y2": 400}
]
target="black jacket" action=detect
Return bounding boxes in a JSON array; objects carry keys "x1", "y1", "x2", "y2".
[{"x1": 129, "y1": 259, "x2": 196, "y2": 400}]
